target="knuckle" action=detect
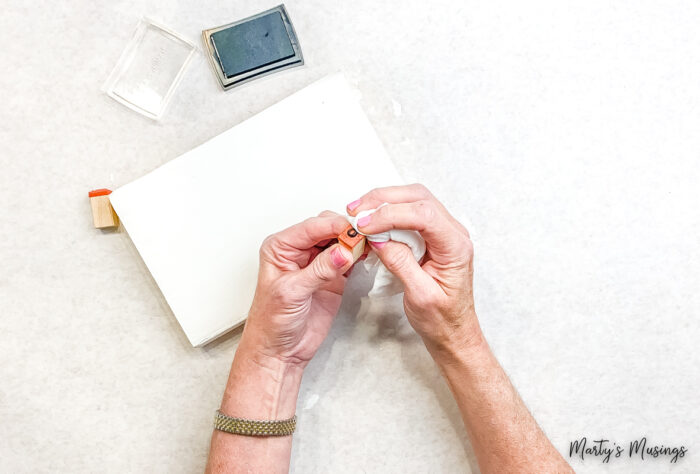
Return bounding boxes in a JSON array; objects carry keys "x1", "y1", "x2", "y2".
[
  {"x1": 260, "y1": 234, "x2": 279, "y2": 255},
  {"x1": 434, "y1": 295, "x2": 454, "y2": 314},
  {"x1": 375, "y1": 204, "x2": 393, "y2": 221},
  {"x1": 449, "y1": 238, "x2": 474, "y2": 267},
  {"x1": 463, "y1": 238, "x2": 474, "y2": 258},
  {"x1": 268, "y1": 281, "x2": 289, "y2": 303},
  {"x1": 385, "y1": 247, "x2": 413, "y2": 272},
  {"x1": 454, "y1": 220, "x2": 471, "y2": 239},
  {"x1": 271, "y1": 276, "x2": 307, "y2": 303},
  {"x1": 409, "y1": 183, "x2": 431, "y2": 198},
  {"x1": 411, "y1": 288, "x2": 441, "y2": 311},
  {"x1": 318, "y1": 209, "x2": 337, "y2": 217},
  {"x1": 415, "y1": 201, "x2": 437, "y2": 223},
  {"x1": 410, "y1": 290, "x2": 432, "y2": 309},
  {"x1": 311, "y1": 258, "x2": 334, "y2": 283},
  {"x1": 366, "y1": 187, "x2": 381, "y2": 200},
  {"x1": 456, "y1": 237, "x2": 474, "y2": 260}
]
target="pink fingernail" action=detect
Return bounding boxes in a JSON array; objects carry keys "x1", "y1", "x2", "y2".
[
  {"x1": 357, "y1": 215, "x2": 371, "y2": 227},
  {"x1": 347, "y1": 199, "x2": 361, "y2": 211},
  {"x1": 331, "y1": 247, "x2": 348, "y2": 267},
  {"x1": 369, "y1": 241, "x2": 386, "y2": 249}
]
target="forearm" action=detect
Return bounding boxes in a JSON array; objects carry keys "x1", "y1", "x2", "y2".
[
  {"x1": 206, "y1": 337, "x2": 303, "y2": 474},
  {"x1": 430, "y1": 327, "x2": 571, "y2": 473}
]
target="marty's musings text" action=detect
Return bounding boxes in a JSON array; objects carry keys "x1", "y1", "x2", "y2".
[{"x1": 569, "y1": 437, "x2": 687, "y2": 464}]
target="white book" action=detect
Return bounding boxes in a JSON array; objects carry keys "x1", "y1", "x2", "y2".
[{"x1": 110, "y1": 75, "x2": 403, "y2": 346}]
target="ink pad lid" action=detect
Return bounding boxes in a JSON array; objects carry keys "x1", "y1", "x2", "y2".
[
  {"x1": 104, "y1": 18, "x2": 196, "y2": 120},
  {"x1": 202, "y1": 5, "x2": 304, "y2": 90}
]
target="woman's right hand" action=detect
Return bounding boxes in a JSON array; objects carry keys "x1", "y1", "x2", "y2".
[{"x1": 346, "y1": 184, "x2": 482, "y2": 359}]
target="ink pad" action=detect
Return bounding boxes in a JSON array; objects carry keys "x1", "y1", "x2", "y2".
[
  {"x1": 211, "y1": 12, "x2": 295, "y2": 78},
  {"x1": 202, "y1": 5, "x2": 303, "y2": 90}
]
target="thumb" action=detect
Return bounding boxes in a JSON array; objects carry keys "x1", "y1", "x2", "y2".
[
  {"x1": 369, "y1": 240, "x2": 433, "y2": 290},
  {"x1": 295, "y1": 244, "x2": 354, "y2": 293}
]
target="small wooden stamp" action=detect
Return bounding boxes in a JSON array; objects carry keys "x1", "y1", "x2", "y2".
[
  {"x1": 89, "y1": 189, "x2": 119, "y2": 229},
  {"x1": 338, "y1": 223, "x2": 366, "y2": 262}
]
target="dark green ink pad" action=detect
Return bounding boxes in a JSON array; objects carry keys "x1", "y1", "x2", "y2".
[
  {"x1": 202, "y1": 5, "x2": 303, "y2": 90},
  {"x1": 210, "y1": 12, "x2": 295, "y2": 78}
]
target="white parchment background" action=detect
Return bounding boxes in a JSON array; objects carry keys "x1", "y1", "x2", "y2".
[{"x1": 1, "y1": 0, "x2": 699, "y2": 472}]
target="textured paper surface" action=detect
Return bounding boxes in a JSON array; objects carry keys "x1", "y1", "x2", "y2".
[
  {"x1": 4, "y1": 2, "x2": 700, "y2": 472},
  {"x1": 109, "y1": 75, "x2": 402, "y2": 346}
]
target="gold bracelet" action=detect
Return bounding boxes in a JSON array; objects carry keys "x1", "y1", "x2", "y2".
[{"x1": 213, "y1": 410, "x2": 297, "y2": 437}]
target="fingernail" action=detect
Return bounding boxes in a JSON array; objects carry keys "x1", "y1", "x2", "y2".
[
  {"x1": 369, "y1": 241, "x2": 387, "y2": 249},
  {"x1": 357, "y1": 215, "x2": 371, "y2": 227},
  {"x1": 347, "y1": 199, "x2": 361, "y2": 211},
  {"x1": 331, "y1": 247, "x2": 348, "y2": 267}
]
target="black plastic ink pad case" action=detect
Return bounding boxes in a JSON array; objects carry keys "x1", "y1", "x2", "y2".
[{"x1": 202, "y1": 5, "x2": 304, "y2": 90}]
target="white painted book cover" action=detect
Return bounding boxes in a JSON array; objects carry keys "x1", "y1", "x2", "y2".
[{"x1": 110, "y1": 75, "x2": 403, "y2": 346}]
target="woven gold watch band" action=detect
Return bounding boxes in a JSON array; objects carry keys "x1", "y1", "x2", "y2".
[{"x1": 214, "y1": 410, "x2": 297, "y2": 437}]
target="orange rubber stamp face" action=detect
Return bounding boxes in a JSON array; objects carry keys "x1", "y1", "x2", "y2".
[{"x1": 337, "y1": 223, "x2": 366, "y2": 262}]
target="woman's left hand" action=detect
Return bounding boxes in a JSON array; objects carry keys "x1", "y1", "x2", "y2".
[{"x1": 209, "y1": 212, "x2": 357, "y2": 472}]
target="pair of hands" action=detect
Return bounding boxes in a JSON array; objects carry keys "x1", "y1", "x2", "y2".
[
  {"x1": 215, "y1": 184, "x2": 573, "y2": 474},
  {"x1": 241, "y1": 184, "x2": 479, "y2": 369}
]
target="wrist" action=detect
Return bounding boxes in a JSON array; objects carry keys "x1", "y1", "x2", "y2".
[
  {"x1": 423, "y1": 311, "x2": 489, "y2": 367},
  {"x1": 240, "y1": 308, "x2": 311, "y2": 369},
  {"x1": 428, "y1": 331, "x2": 495, "y2": 396},
  {"x1": 220, "y1": 339, "x2": 303, "y2": 420}
]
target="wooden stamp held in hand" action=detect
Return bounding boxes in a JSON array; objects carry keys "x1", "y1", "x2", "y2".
[
  {"x1": 338, "y1": 223, "x2": 366, "y2": 262},
  {"x1": 89, "y1": 189, "x2": 119, "y2": 229}
]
